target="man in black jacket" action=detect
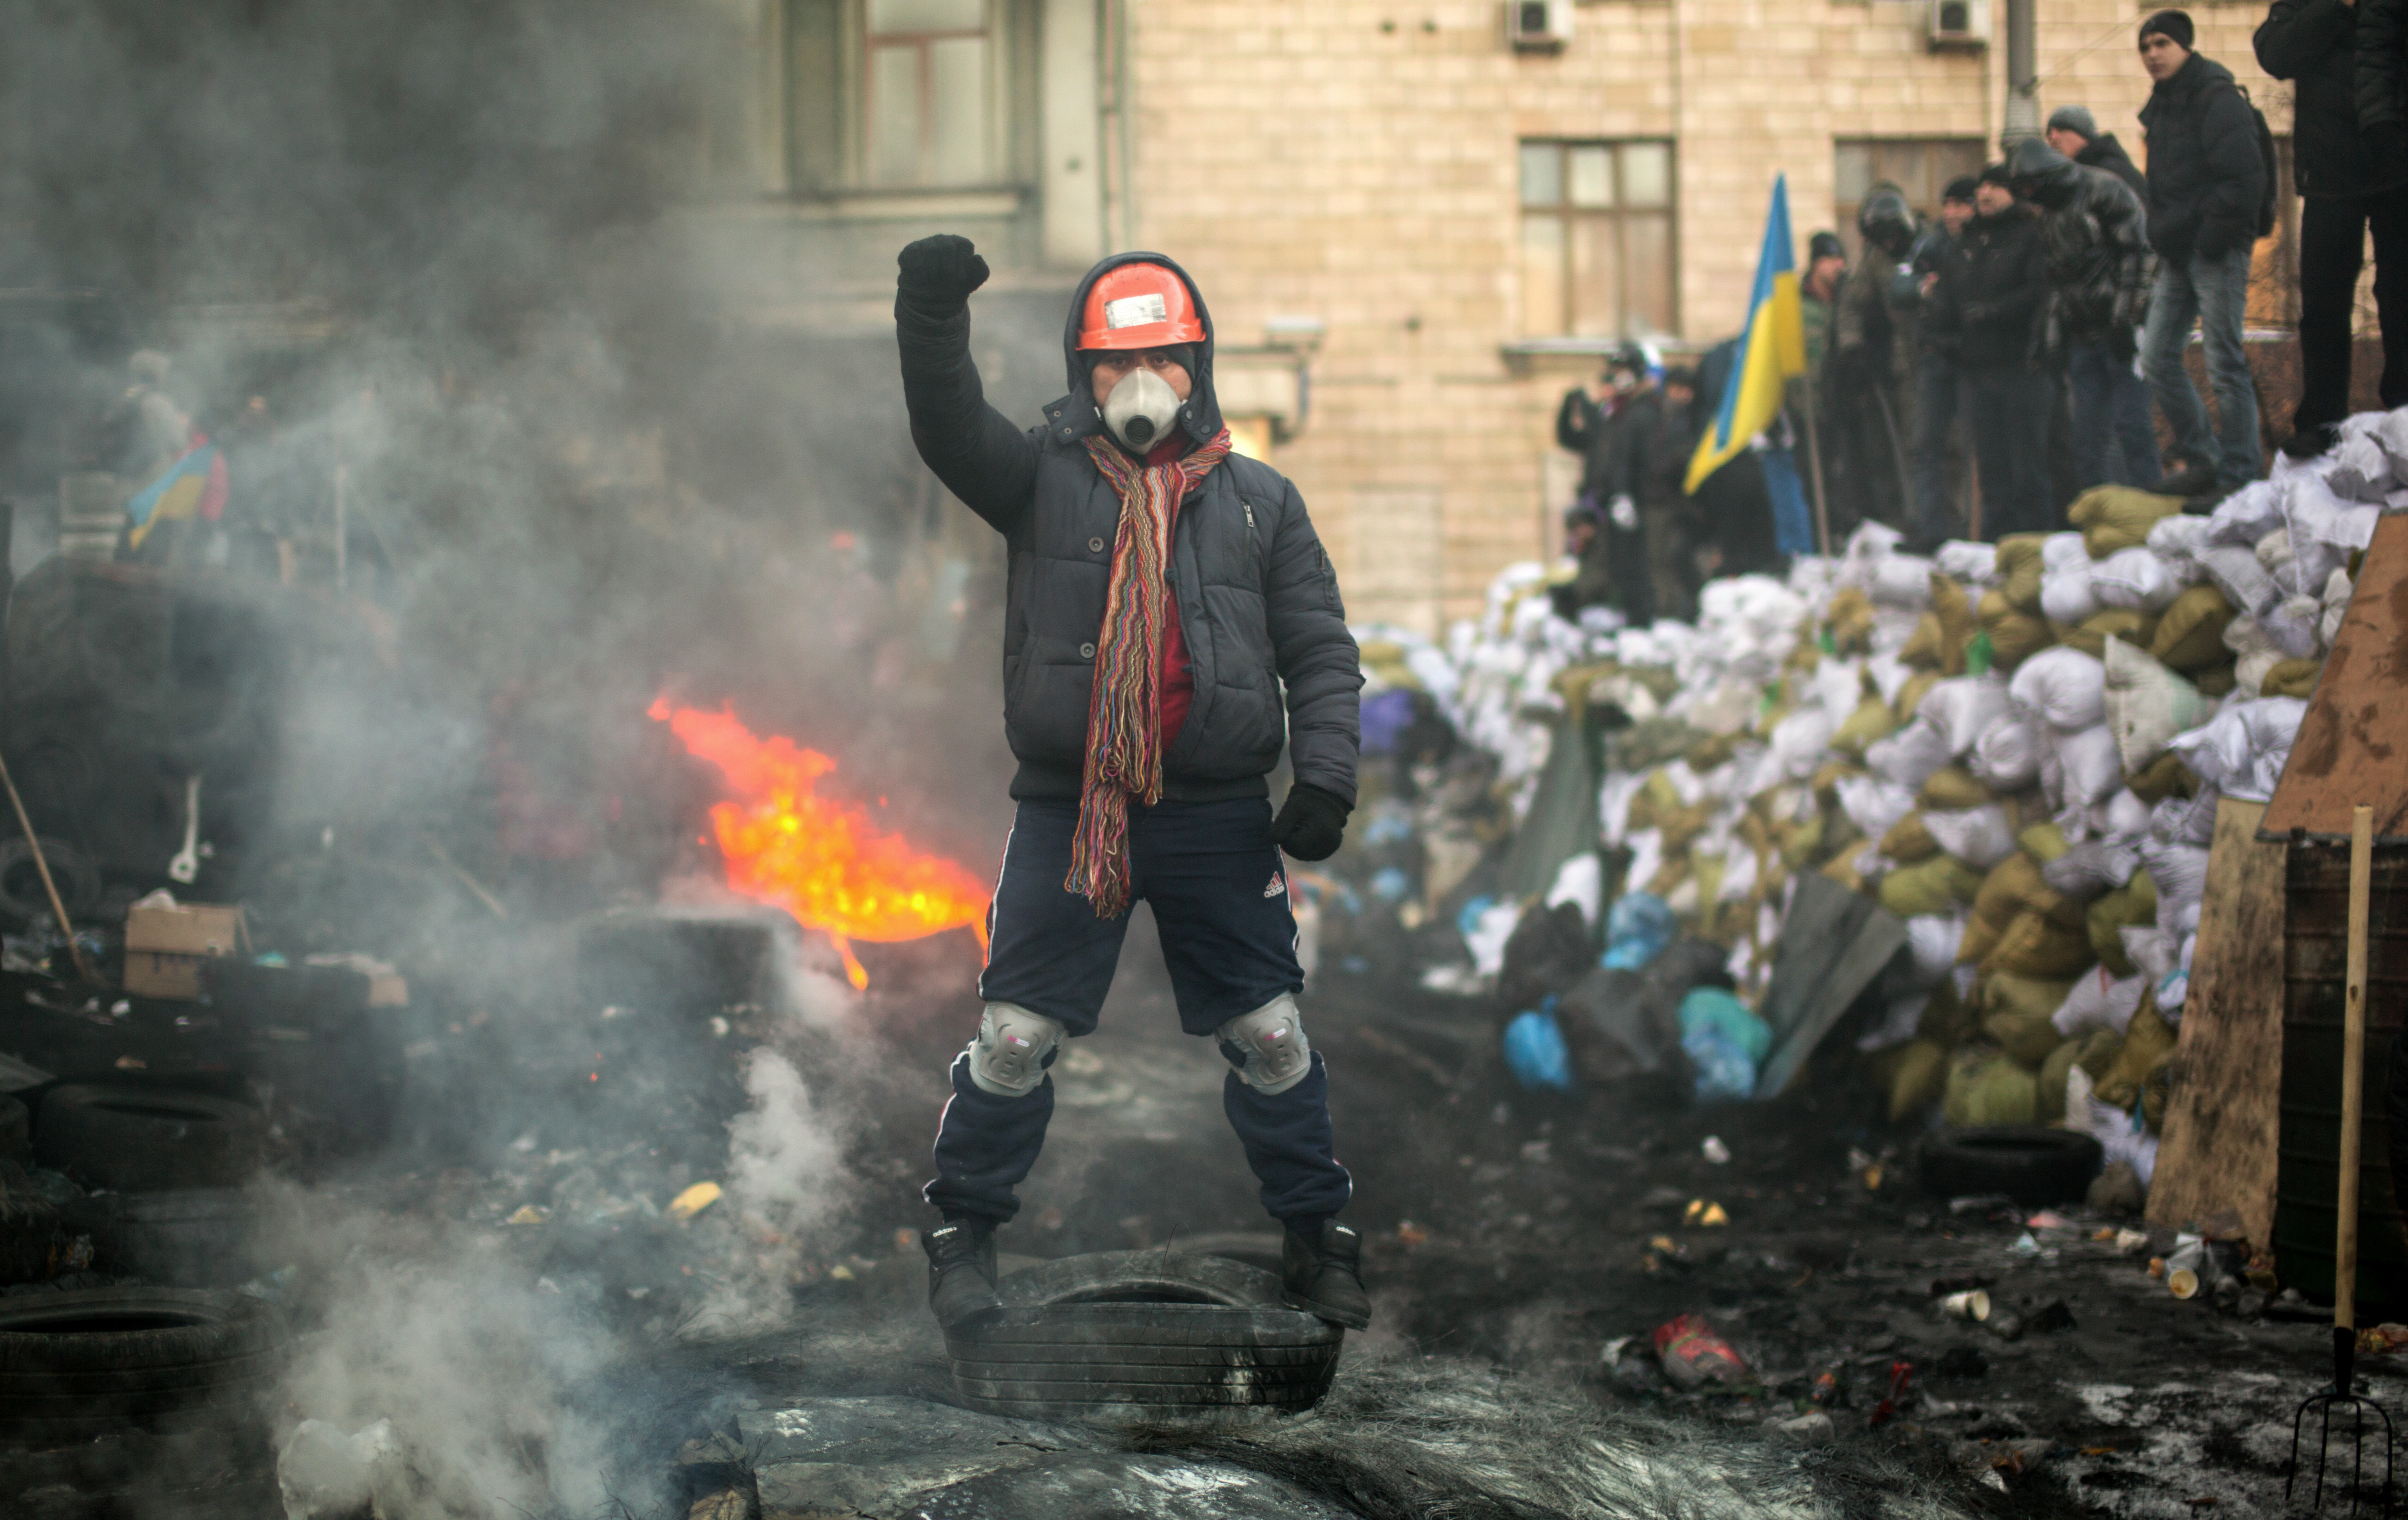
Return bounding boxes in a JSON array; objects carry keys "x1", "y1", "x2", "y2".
[
  {"x1": 1906, "y1": 178, "x2": 1978, "y2": 548},
  {"x1": 2260, "y1": 0, "x2": 2408, "y2": 454},
  {"x1": 1554, "y1": 341, "x2": 1659, "y2": 622},
  {"x1": 2137, "y1": 9, "x2": 2269, "y2": 494},
  {"x1": 893, "y1": 236, "x2": 1370, "y2": 1334},
  {"x1": 2009, "y1": 138, "x2": 2162, "y2": 491},
  {"x1": 2046, "y1": 105, "x2": 2151, "y2": 205},
  {"x1": 1931, "y1": 166, "x2": 2053, "y2": 538}
]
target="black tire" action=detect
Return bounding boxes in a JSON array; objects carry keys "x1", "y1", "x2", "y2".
[
  {"x1": 0, "y1": 1096, "x2": 27, "y2": 1164},
  {"x1": 89, "y1": 1190, "x2": 274, "y2": 1288},
  {"x1": 33, "y1": 1087, "x2": 264, "y2": 1193},
  {"x1": 0, "y1": 1193, "x2": 66, "y2": 1287},
  {"x1": 0, "y1": 1288, "x2": 285, "y2": 1441},
  {"x1": 945, "y1": 1252, "x2": 1343, "y2": 1420},
  {"x1": 0, "y1": 838, "x2": 100, "y2": 930},
  {"x1": 1919, "y1": 1125, "x2": 2104, "y2": 1207}
]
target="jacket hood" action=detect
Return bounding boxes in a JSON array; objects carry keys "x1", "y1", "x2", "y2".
[
  {"x1": 2007, "y1": 137, "x2": 2083, "y2": 207},
  {"x1": 1042, "y1": 251, "x2": 1223, "y2": 450},
  {"x1": 2150, "y1": 51, "x2": 2236, "y2": 110}
]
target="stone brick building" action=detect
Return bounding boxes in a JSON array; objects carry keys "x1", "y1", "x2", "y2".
[{"x1": 719, "y1": 1, "x2": 2293, "y2": 634}]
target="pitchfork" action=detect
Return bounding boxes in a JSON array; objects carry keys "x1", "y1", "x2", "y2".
[{"x1": 2290, "y1": 805, "x2": 2395, "y2": 1516}]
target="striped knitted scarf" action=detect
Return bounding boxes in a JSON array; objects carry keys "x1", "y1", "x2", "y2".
[{"x1": 1068, "y1": 427, "x2": 1233, "y2": 915}]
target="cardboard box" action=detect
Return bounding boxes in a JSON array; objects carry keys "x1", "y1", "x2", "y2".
[{"x1": 123, "y1": 902, "x2": 245, "y2": 1000}]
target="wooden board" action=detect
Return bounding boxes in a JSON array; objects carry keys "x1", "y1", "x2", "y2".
[
  {"x1": 2263, "y1": 513, "x2": 2408, "y2": 840},
  {"x1": 2148, "y1": 797, "x2": 2288, "y2": 1242}
]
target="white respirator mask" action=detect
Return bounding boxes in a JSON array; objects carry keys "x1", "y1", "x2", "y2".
[{"x1": 1102, "y1": 366, "x2": 1184, "y2": 453}]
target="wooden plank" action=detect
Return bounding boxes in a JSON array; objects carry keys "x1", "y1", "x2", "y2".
[
  {"x1": 2263, "y1": 513, "x2": 2408, "y2": 840},
  {"x1": 2148, "y1": 797, "x2": 2288, "y2": 1242}
]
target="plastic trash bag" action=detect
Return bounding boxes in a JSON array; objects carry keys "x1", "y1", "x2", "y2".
[
  {"x1": 1503, "y1": 1006, "x2": 1575, "y2": 1093},
  {"x1": 1601, "y1": 891, "x2": 1677, "y2": 971}
]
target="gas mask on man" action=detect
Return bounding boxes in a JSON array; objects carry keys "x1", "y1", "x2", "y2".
[{"x1": 1102, "y1": 367, "x2": 1184, "y2": 453}]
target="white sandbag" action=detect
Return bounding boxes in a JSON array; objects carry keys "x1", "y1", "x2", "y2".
[
  {"x1": 1969, "y1": 714, "x2": 2042, "y2": 791},
  {"x1": 1835, "y1": 774, "x2": 1918, "y2": 842},
  {"x1": 2323, "y1": 564, "x2": 2355, "y2": 650},
  {"x1": 2043, "y1": 837, "x2": 2140, "y2": 900},
  {"x1": 2104, "y1": 789, "x2": 2154, "y2": 839},
  {"x1": 2256, "y1": 526, "x2": 2294, "y2": 577},
  {"x1": 2166, "y1": 696, "x2": 2309, "y2": 803},
  {"x1": 1545, "y1": 852, "x2": 1603, "y2": 926},
  {"x1": 2201, "y1": 543, "x2": 2280, "y2": 619},
  {"x1": 2149, "y1": 788, "x2": 2220, "y2": 847},
  {"x1": 1917, "y1": 674, "x2": 2011, "y2": 757},
  {"x1": 1925, "y1": 805, "x2": 2016, "y2": 868},
  {"x1": 2376, "y1": 407, "x2": 2408, "y2": 480},
  {"x1": 1865, "y1": 650, "x2": 1916, "y2": 707},
  {"x1": 2043, "y1": 531, "x2": 2092, "y2": 571},
  {"x1": 2008, "y1": 645, "x2": 2108, "y2": 731},
  {"x1": 2102, "y1": 635, "x2": 2206, "y2": 773},
  {"x1": 2137, "y1": 836, "x2": 2211, "y2": 923},
  {"x1": 1841, "y1": 519, "x2": 1907, "y2": 569},
  {"x1": 2037, "y1": 727, "x2": 2067, "y2": 810},
  {"x1": 1464, "y1": 899, "x2": 1522, "y2": 977},
  {"x1": 2088, "y1": 547, "x2": 2185, "y2": 612},
  {"x1": 2055, "y1": 721, "x2": 2126, "y2": 807},
  {"x1": 2040, "y1": 560, "x2": 2100, "y2": 624},
  {"x1": 1867, "y1": 553, "x2": 1938, "y2": 608},
  {"x1": 1766, "y1": 703, "x2": 1838, "y2": 780},
  {"x1": 2262, "y1": 595, "x2": 2326, "y2": 659},
  {"x1": 2206, "y1": 479, "x2": 2284, "y2": 547},
  {"x1": 1906, "y1": 914, "x2": 1965, "y2": 987},
  {"x1": 2223, "y1": 612, "x2": 2285, "y2": 660},
  {"x1": 2121, "y1": 924, "x2": 2179, "y2": 984},
  {"x1": 2148, "y1": 512, "x2": 2216, "y2": 574},
  {"x1": 2234, "y1": 648, "x2": 2284, "y2": 698},
  {"x1": 1622, "y1": 828, "x2": 1664, "y2": 900},
  {"x1": 1934, "y1": 540, "x2": 1999, "y2": 586},
  {"x1": 2326, "y1": 430, "x2": 2394, "y2": 503},
  {"x1": 2051, "y1": 968, "x2": 2148, "y2": 1038},
  {"x1": 1865, "y1": 714, "x2": 1954, "y2": 792}
]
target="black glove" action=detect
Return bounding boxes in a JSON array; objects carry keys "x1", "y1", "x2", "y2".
[
  {"x1": 1270, "y1": 783, "x2": 1350, "y2": 862},
  {"x1": 896, "y1": 234, "x2": 990, "y2": 311}
]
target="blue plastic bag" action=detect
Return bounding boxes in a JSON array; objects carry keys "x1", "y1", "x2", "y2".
[
  {"x1": 1677, "y1": 987, "x2": 1771, "y2": 1101},
  {"x1": 1601, "y1": 892, "x2": 1676, "y2": 971},
  {"x1": 1503, "y1": 1005, "x2": 1575, "y2": 1093}
]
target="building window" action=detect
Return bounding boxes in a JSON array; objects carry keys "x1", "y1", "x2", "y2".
[
  {"x1": 866, "y1": 0, "x2": 991, "y2": 188},
  {"x1": 1518, "y1": 140, "x2": 1677, "y2": 339},
  {"x1": 1832, "y1": 139, "x2": 1986, "y2": 264},
  {"x1": 787, "y1": 0, "x2": 1028, "y2": 196}
]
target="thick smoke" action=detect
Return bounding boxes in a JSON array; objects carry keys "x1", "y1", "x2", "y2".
[{"x1": 0, "y1": 1, "x2": 1042, "y2": 1512}]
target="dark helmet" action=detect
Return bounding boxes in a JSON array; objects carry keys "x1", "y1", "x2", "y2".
[
  {"x1": 1858, "y1": 184, "x2": 1919, "y2": 259},
  {"x1": 1604, "y1": 338, "x2": 1656, "y2": 380},
  {"x1": 2006, "y1": 135, "x2": 2082, "y2": 209}
]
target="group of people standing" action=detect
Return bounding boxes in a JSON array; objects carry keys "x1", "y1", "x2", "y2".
[{"x1": 1559, "y1": 4, "x2": 2408, "y2": 620}]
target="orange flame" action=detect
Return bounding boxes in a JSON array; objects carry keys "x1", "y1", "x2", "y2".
[{"x1": 649, "y1": 699, "x2": 991, "y2": 989}]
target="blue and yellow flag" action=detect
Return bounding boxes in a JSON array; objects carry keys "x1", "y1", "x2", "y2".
[
  {"x1": 126, "y1": 437, "x2": 228, "y2": 551},
  {"x1": 1684, "y1": 176, "x2": 1808, "y2": 495}
]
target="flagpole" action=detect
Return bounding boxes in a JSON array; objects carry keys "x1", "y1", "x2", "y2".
[{"x1": 1800, "y1": 385, "x2": 1832, "y2": 558}]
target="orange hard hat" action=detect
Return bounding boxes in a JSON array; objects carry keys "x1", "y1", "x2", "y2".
[{"x1": 1076, "y1": 263, "x2": 1204, "y2": 351}]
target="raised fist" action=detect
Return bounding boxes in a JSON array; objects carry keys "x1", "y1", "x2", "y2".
[{"x1": 897, "y1": 235, "x2": 990, "y2": 309}]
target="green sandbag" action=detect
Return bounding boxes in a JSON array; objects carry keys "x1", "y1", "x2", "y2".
[
  {"x1": 1945, "y1": 1048, "x2": 2039, "y2": 1127},
  {"x1": 2088, "y1": 872, "x2": 2158, "y2": 977},
  {"x1": 1876, "y1": 1038, "x2": 1950, "y2": 1122},
  {"x1": 1879, "y1": 855, "x2": 1985, "y2": 918}
]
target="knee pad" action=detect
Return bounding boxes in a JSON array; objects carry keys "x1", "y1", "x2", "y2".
[
  {"x1": 966, "y1": 1002, "x2": 1064, "y2": 1097},
  {"x1": 1217, "y1": 994, "x2": 1311, "y2": 1095}
]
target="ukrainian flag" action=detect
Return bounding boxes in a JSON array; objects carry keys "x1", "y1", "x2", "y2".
[
  {"x1": 1684, "y1": 175, "x2": 1808, "y2": 496},
  {"x1": 125, "y1": 437, "x2": 228, "y2": 551}
]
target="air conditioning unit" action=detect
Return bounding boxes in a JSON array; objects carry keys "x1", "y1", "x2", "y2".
[
  {"x1": 1505, "y1": 0, "x2": 1572, "y2": 54},
  {"x1": 1928, "y1": 0, "x2": 1991, "y2": 49}
]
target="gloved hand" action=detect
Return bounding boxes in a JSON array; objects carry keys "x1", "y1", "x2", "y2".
[
  {"x1": 1270, "y1": 783, "x2": 1350, "y2": 862},
  {"x1": 1609, "y1": 494, "x2": 1639, "y2": 532},
  {"x1": 897, "y1": 235, "x2": 990, "y2": 310}
]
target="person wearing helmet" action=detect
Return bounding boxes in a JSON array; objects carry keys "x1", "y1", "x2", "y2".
[
  {"x1": 892, "y1": 235, "x2": 1369, "y2": 1336},
  {"x1": 2006, "y1": 137, "x2": 2161, "y2": 492},
  {"x1": 1832, "y1": 185, "x2": 1939, "y2": 536}
]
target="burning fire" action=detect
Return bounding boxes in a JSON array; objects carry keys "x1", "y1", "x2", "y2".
[{"x1": 650, "y1": 699, "x2": 991, "y2": 989}]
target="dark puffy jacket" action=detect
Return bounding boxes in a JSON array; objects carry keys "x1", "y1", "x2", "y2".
[
  {"x1": 2260, "y1": 0, "x2": 2406, "y2": 195},
  {"x1": 2139, "y1": 52, "x2": 2268, "y2": 262},
  {"x1": 1927, "y1": 201, "x2": 2047, "y2": 368},
  {"x1": 2074, "y1": 132, "x2": 2150, "y2": 205},
  {"x1": 1555, "y1": 388, "x2": 1612, "y2": 500},
  {"x1": 2008, "y1": 138, "x2": 2158, "y2": 351},
  {"x1": 2359, "y1": 0, "x2": 2408, "y2": 169},
  {"x1": 897, "y1": 252, "x2": 1362, "y2": 805},
  {"x1": 1601, "y1": 389, "x2": 1670, "y2": 509}
]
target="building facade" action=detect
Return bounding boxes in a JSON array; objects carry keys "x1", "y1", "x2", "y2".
[{"x1": 715, "y1": 0, "x2": 2293, "y2": 634}]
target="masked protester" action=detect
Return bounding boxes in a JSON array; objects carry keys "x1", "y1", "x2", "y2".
[
  {"x1": 893, "y1": 236, "x2": 1369, "y2": 1335},
  {"x1": 1929, "y1": 166, "x2": 2053, "y2": 539},
  {"x1": 2008, "y1": 137, "x2": 2162, "y2": 491}
]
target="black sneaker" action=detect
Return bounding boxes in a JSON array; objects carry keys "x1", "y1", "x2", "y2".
[
  {"x1": 923, "y1": 1222, "x2": 1002, "y2": 1333},
  {"x1": 2282, "y1": 422, "x2": 2342, "y2": 459},
  {"x1": 2157, "y1": 461, "x2": 2218, "y2": 498},
  {"x1": 1280, "y1": 1220, "x2": 1371, "y2": 1328}
]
